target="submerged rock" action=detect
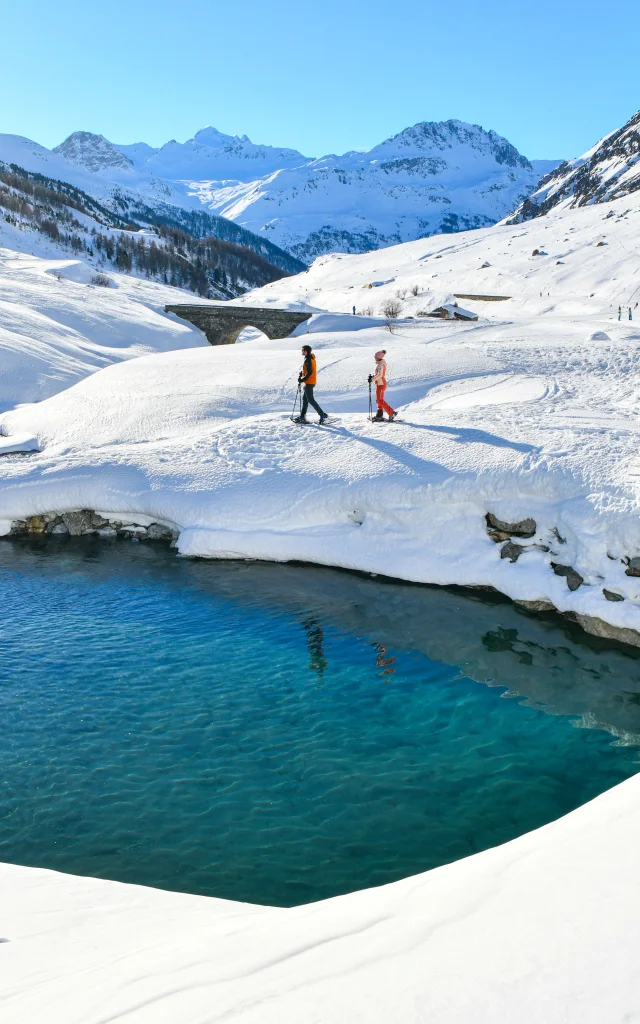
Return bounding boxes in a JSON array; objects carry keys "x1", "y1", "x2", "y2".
[
  {"x1": 568, "y1": 613, "x2": 640, "y2": 648},
  {"x1": 515, "y1": 599, "x2": 556, "y2": 613}
]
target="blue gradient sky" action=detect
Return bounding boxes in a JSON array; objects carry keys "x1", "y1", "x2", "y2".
[{"x1": 2, "y1": 0, "x2": 638, "y2": 160}]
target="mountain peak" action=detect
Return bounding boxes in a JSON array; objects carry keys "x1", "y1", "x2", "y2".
[
  {"x1": 53, "y1": 132, "x2": 133, "y2": 174},
  {"x1": 372, "y1": 119, "x2": 532, "y2": 170}
]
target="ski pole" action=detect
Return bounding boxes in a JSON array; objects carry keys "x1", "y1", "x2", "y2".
[
  {"x1": 368, "y1": 376, "x2": 373, "y2": 421},
  {"x1": 291, "y1": 383, "x2": 301, "y2": 420}
]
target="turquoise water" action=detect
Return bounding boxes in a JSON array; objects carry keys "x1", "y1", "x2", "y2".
[{"x1": 1, "y1": 538, "x2": 639, "y2": 907}]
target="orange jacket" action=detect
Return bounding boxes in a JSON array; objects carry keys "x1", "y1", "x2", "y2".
[{"x1": 300, "y1": 353, "x2": 317, "y2": 385}]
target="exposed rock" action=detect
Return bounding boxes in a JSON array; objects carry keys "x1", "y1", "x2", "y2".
[
  {"x1": 91, "y1": 513, "x2": 110, "y2": 529},
  {"x1": 569, "y1": 613, "x2": 640, "y2": 649},
  {"x1": 61, "y1": 509, "x2": 94, "y2": 536},
  {"x1": 26, "y1": 515, "x2": 47, "y2": 534},
  {"x1": 500, "y1": 541, "x2": 525, "y2": 562},
  {"x1": 625, "y1": 558, "x2": 640, "y2": 578},
  {"x1": 118, "y1": 525, "x2": 148, "y2": 539},
  {"x1": 551, "y1": 527, "x2": 566, "y2": 544},
  {"x1": 50, "y1": 523, "x2": 69, "y2": 535},
  {"x1": 515, "y1": 599, "x2": 556, "y2": 612},
  {"x1": 9, "y1": 520, "x2": 27, "y2": 535},
  {"x1": 603, "y1": 588, "x2": 624, "y2": 602},
  {"x1": 551, "y1": 563, "x2": 584, "y2": 591},
  {"x1": 147, "y1": 523, "x2": 178, "y2": 542},
  {"x1": 485, "y1": 512, "x2": 536, "y2": 538},
  {"x1": 487, "y1": 529, "x2": 512, "y2": 543}
]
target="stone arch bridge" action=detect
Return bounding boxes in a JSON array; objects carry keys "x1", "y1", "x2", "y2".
[{"x1": 164, "y1": 304, "x2": 312, "y2": 346}]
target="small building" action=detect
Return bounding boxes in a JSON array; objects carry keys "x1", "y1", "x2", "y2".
[{"x1": 422, "y1": 302, "x2": 478, "y2": 321}]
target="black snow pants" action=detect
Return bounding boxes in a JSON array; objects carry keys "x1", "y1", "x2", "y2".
[{"x1": 301, "y1": 384, "x2": 325, "y2": 418}]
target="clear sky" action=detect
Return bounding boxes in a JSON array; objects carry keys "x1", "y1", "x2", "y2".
[{"x1": 2, "y1": 0, "x2": 638, "y2": 161}]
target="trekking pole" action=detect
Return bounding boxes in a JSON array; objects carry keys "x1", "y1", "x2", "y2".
[
  {"x1": 368, "y1": 376, "x2": 373, "y2": 421},
  {"x1": 290, "y1": 383, "x2": 301, "y2": 421}
]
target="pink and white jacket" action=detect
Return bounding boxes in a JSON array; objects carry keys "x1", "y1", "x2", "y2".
[{"x1": 373, "y1": 358, "x2": 387, "y2": 386}]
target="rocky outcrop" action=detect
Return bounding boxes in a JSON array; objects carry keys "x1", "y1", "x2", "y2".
[
  {"x1": 485, "y1": 512, "x2": 536, "y2": 541},
  {"x1": 567, "y1": 613, "x2": 640, "y2": 649},
  {"x1": 5, "y1": 511, "x2": 179, "y2": 545}
]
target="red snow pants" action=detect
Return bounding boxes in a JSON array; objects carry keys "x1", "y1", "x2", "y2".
[{"x1": 376, "y1": 384, "x2": 394, "y2": 416}]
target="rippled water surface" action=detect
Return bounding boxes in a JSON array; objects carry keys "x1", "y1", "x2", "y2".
[{"x1": 1, "y1": 539, "x2": 639, "y2": 906}]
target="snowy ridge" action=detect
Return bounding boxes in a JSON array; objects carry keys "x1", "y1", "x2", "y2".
[
  {"x1": 510, "y1": 108, "x2": 640, "y2": 221},
  {"x1": 181, "y1": 120, "x2": 547, "y2": 261},
  {"x1": 0, "y1": 123, "x2": 559, "y2": 262}
]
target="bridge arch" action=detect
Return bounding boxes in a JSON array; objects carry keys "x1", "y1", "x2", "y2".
[{"x1": 164, "y1": 304, "x2": 312, "y2": 346}]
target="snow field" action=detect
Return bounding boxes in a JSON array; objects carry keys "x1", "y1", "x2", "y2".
[
  {"x1": 3, "y1": 771, "x2": 640, "y2": 1023},
  {"x1": 0, "y1": 249, "x2": 208, "y2": 411},
  {"x1": 3, "y1": 303, "x2": 640, "y2": 636},
  {"x1": 239, "y1": 192, "x2": 640, "y2": 321}
]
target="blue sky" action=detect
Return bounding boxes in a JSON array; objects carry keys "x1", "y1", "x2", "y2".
[{"x1": 2, "y1": 0, "x2": 638, "y2": 160}]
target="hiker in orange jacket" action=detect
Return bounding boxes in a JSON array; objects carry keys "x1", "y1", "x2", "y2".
[
  {"x1": 295, "y1": 344, "x2": 328, "y2": 424},
  {"x1": 371, "y1": 350, "x2": 396, "y2": 421}
]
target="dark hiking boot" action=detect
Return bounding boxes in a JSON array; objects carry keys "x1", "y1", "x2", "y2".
[
  {"x1": 373, "y1": 409, "x2": 384, "y2": 421},
  {"x1": 293, "y1": 415, "x2": 308, "y2": 424},
  {"x1": 388, "y1": 411, "x2": 397, "y2": 422},
  {"x1": 319, "y1": 413, "x2": 328, "y2": 425}
]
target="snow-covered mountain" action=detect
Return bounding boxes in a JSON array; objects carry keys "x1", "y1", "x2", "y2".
[
  {"x1": 179, "y1": 120, "x2": 548, "y2": 262},
  {"x1": 510, "y1": 109, "x2": 640, "y2": 222},
  {"x1": 0, "y1": 123, "x2": 559, "y2": 263}
]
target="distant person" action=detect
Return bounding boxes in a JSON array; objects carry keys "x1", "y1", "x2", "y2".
[
  {"x1": 352, "y1": 305, "x2": 356, "y2": 315},
  {"x1": 618, "y1": 306, "x2": 622, "y2": 321},
  {"x1": 370, "y1": 349, "x2": 396, "y2": 422},
  {"x1": 630, "y1": 308, "x2": 633, "y2": 320},
  {"x1": 295, "y1": 344, "x2": 327, "y2": 424}
]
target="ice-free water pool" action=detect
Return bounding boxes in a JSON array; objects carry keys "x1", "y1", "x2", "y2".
[{"x1": 1, "y1": 538, "x2": 639, "y2": 906}]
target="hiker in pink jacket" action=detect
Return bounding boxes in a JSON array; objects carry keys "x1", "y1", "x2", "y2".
[{"x1": 371, "y1": 350, "x2": 396, "y2": 421}]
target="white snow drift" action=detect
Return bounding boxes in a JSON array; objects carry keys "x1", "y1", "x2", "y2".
[
  {"x1": 2, "y1": 772, "x2": 640, "y2": 1023},
  {"x1": 0, "y1": 247, "x2": 207, "y2": 411}
]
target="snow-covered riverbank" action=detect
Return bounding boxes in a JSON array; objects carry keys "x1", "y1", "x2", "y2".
[
  {"x1": 2, "y1": 772, "x2": 640, "y2": 1023},
  {"x1": 2, "y1": 304, "x2": 640, "y2": 641}
]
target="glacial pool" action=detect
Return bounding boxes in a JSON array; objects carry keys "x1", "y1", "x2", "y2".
[{"x1": 0, "y1": 537, "x2": 639, "y2": 906}]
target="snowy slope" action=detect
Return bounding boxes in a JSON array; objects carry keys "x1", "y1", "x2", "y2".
[
  {"x1": 1, "y1": 124, "x2": 558, "y2": 262},
  {"x1": 3, "y1": 195, "x2": 640, "y2": 639},
  {"x1": 240, "y1": 186, "x2": 640, "y2": 319},
  {"x1": 3, "y1": 771, "x2": 640, "y2": 1023},
  {"x1": 510, "y1": 108, "x2": 640, "y2": 221},
  {"x1": 0, "y1": 246, "x2": 207, "y2": 412}
]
